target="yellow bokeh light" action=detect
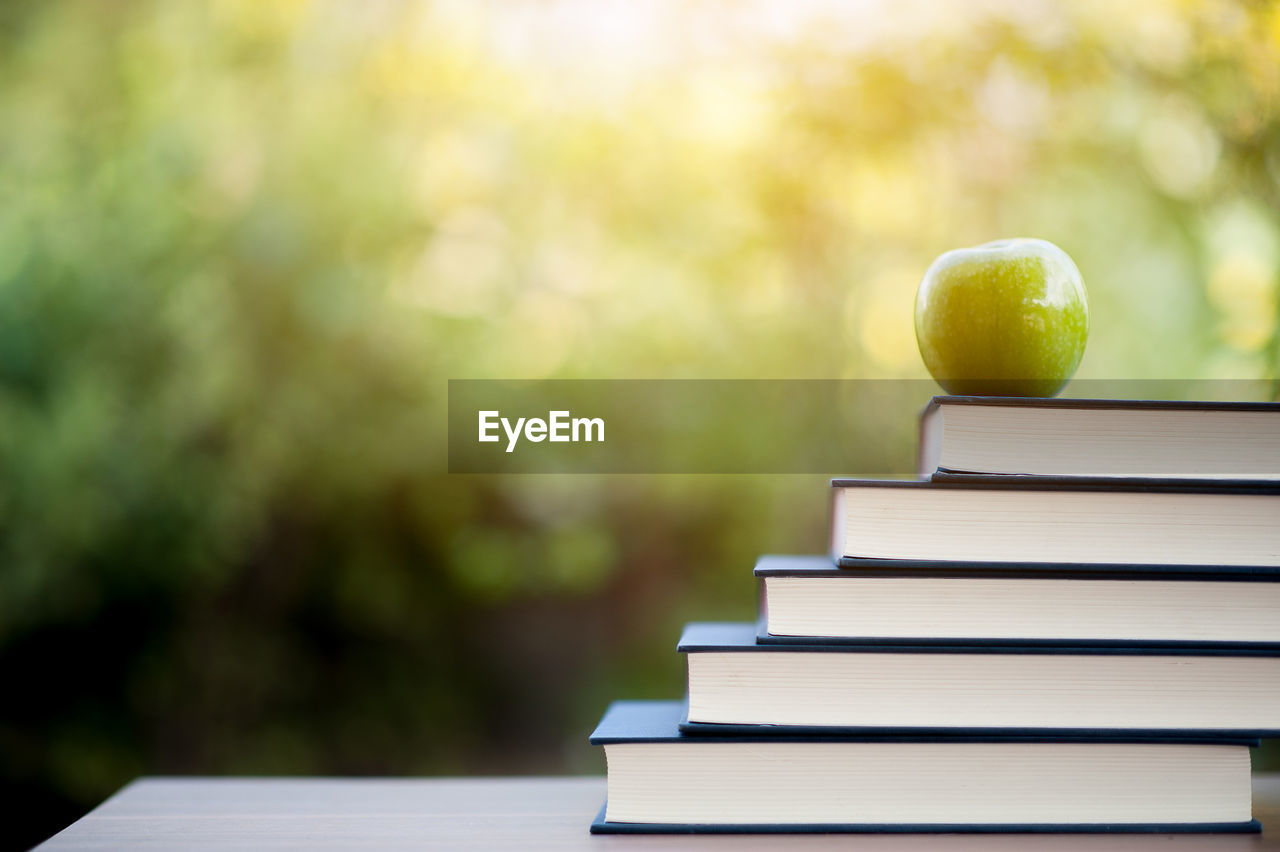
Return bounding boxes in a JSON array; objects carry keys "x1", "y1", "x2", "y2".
[
  {"x1": 852, "y1": 264, "x2": 924, "y2": 373},
  {"x1": 1209, "y1": 253, "x2": 1278, "y2": 352}
]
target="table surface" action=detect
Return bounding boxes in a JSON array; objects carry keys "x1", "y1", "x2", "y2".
[{"x1": 35, "y1": 775, "x2": 1280, "y2": 851}]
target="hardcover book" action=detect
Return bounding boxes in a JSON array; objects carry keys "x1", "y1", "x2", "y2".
[
  {"x1": 918, "y1": 396, "x2": 1280, "y2": 482},
  {"x1": 679, "y1": 622, "x2": 1280, "y2": 736},
  {"x1": 830, "y1": 478, "x2": 1280, "y2": 570},
  {"x1": 590, "y1": 700, "x2": 1259, "y2": 833},
  {"x1": 756, "y1": 554, "x2": 1280, "y2": 647}
]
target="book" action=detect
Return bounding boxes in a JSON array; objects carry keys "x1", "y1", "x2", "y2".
[
  {"x1": 830, "y1": 479, "x2": 1280, "y2": 570},
  {"x1": 590, "y1": 700, "x2": 1259, "y2": 833},
  {"x1": 918, "y1": 396, "x2": 1280, "y2": 482},
  {"x1": 678, "y1": 622, "x2": 1280, "y2": 736},
  {"x1": 756, "y1": 554, "x2": 1280, "y2": 647}
]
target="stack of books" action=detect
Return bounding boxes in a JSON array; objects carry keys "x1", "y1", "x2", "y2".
[{"x1": 590, "y1": 396, "x2": 1280, "y2": 833}]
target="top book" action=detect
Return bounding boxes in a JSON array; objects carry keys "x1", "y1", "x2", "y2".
[{"x1": 918, "y1": 396, "x2": 1280, "y2": 483}]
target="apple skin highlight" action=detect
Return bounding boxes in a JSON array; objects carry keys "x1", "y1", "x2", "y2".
[{"x1": 914, "y1": 238, "x2": 1089, "y2": 397}]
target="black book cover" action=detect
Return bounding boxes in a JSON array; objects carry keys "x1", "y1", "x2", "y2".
[
  {"x1": 930, "y1": 470, "x2": 1280, "y2": 490},
  {"x1": 921, "y1": 396, "x2": 1280, "y2": 414},
  {"x1": 679, "y1": 620, "x2": 1280, "y2": 657},
  {"x1": 833, "y1": 555, "x2": 1280, "y2": 576},
  {"x1": 592, "y1": 810, "x2": 1262, "y2": 834},
  {"x1": 591, "y1": 699, "x2": 1255, "y2": 747},
  {"x1": 830, "y1": 477, "x2": 1280, "y2": 495},
  {"x1": 758, "y1": 552, "x2": 1280, "y2": 581}
]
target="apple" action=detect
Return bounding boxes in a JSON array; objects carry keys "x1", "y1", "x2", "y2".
[{"x1": 914, "y1": 238, "x2": 1088, "y2": 397}]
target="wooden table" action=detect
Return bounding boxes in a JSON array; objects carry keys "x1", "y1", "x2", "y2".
[{"x1": 36, "y1": 775, "x2": 1280, "y2": 850}]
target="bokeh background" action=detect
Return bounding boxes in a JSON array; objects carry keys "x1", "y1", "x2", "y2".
[{"x1": 4, "y1": 0, "x2": 1280, "y2": 846}]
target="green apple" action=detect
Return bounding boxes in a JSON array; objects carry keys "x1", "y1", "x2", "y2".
[{"x1": 914, "y1": 238, "x2": 1088, "y2": 397}]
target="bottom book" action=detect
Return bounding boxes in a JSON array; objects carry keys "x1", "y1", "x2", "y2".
[{"x1": 589, "y1": 700, "x2": 1260, "y2": 834}]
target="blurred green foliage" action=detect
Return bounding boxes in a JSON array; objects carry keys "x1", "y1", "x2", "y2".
[{"x1": 2, "y1": 0, "x2": 1279, "y2": 846}]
